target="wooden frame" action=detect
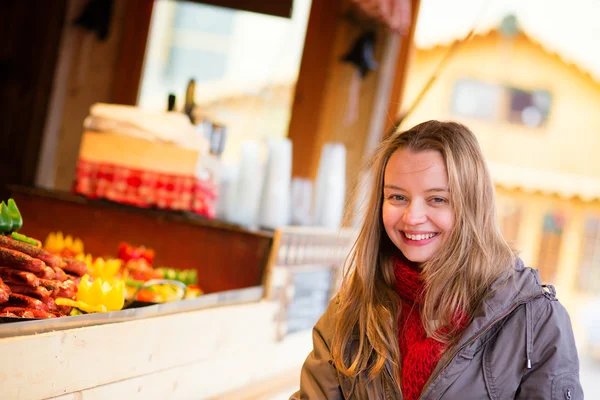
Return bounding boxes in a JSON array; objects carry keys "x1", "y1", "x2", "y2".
[
  {"x1": 186, "y1": 0, "x2": 293, "y2": 18},
  {"x1": 110, "y1": 0, "x2": 294, "y2": 106}
]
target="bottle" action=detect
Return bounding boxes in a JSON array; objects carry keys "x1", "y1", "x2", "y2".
[
  {"x1": 167, "y1": 93, "x2": 176, "y2": 111},
  {"x1": 184, "y1": 79, "x2": 196, "y2": 124}
]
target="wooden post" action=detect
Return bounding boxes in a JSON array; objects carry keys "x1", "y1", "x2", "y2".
[
  {"x1": 287, "y1": 0, "x2": 421, "y2": 191},
  {"x1": 286, "y1": 0, "x2": 344, "y2": 180}
]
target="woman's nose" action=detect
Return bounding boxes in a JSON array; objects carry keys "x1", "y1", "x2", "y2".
[{"x1": 402, "y1": 202, "x2": 427, "y2": 225}]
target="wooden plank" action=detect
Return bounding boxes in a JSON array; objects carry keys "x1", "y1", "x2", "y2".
[
  {"x1": 111, "y1": 0, "x2": 154, "y2": 105},
  {"x1": 0, "y1": 301, "x2": 279, "y2": 400},
  {"x1": 47, "y1": 330, "x2": 311, "y2": 400}
]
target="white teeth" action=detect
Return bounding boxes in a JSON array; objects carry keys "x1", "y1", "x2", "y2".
[{"x1": 405, "y1": 233, "x2": 436, "y2": 241}]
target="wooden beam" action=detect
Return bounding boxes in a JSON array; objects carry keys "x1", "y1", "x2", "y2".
[
  {"x1": 383, "y1": 0, "x2": 421, "y2": 137},
  {"x1": 111, "y1": 0, "x2": 154, "y2": 105},
  {"x1": 287, "y1": 0, "x2": 344, "y2": 179}
]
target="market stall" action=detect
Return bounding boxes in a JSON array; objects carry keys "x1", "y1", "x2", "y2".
[
  {"x1": 0, "y1": 0, "x2": 422, "y2": 397},
  {"x1": 0, "y1": 193, "x2": 279, "y2": 399}
]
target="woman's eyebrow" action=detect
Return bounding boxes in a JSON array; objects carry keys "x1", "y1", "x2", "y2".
[
  {"x1": 383, "y1": 185, "x2": 449, "y2": 193},
  {"x1": 384, "y1": 184, "x2": 405, "y2": 191},
  {"x1": 425, "y1": 187, "x2": 449, "y2": 193}
]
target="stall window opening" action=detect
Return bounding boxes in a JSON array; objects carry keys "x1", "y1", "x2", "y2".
[{"x1": 137, "y1": 0, "x2": 312, "y2": 164}]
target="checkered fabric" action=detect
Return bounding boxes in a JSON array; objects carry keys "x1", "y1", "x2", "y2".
[{"x1": 72, "y1": 159, "x2": 217, "y2": 219}]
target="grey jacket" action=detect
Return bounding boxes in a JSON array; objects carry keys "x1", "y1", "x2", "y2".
[{"x1": 291, "y1": 260, "x2": 583, "y2": 399}]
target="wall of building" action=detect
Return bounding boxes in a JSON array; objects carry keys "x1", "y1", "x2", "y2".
[{"x1": 400, "y1": 31, "x2": 600, "y2": 179}]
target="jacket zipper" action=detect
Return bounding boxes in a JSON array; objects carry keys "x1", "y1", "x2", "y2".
[{"x1": 417, "y1": 293, "x2": 544, "y2": 400}]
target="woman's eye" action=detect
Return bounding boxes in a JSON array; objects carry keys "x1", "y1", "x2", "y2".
[
  {"x1": 388, "y1": 194, "x2": 406, "y2": 202},
  {"x1": 430, "y1": 197, "x2": 448, "y2": 204}
]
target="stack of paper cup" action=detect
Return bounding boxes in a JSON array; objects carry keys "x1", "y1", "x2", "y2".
[
  {"x1": 258, "y1": 138, "x2": 292, "y2": 229},
  {"x1": 291, "y1": 178, "x2": 313, "y2": 226},
  {"x1": 215, "y1": 164, "x2": 238, "y2": 222},
  {"x1": 228, "y1": 140, "x2": 264, "y2": 228},
  {"x1": 314, "y1": 143, "x2": 347, "y2": 229}
]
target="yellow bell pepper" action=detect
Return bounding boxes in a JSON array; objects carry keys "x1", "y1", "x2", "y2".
[
  {"x1": 45, "y1": 231, "x2": 85, "y2": 256},
  {"x1": 78, "y1": 255, "x2": 122, "y2": 281},
  {"x1": 56, "y1": 274, "x2": 125, "y2": 313}
]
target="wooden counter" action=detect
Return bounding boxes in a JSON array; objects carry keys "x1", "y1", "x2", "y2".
[{"x1": 0, "y1": 299, "x2": 287, "y2": 399}]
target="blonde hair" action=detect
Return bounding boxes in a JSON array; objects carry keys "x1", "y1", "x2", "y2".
[{"x1": 332, "y1": 120, "x2": 515, "y2": 382}]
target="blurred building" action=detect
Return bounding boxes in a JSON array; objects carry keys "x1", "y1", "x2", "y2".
[{"x1": 400, "y1": 17, "x2": 600, "y2": 307}]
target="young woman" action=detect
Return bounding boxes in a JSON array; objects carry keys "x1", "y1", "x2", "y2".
[{"x1": 291, "y1": 121, "x2": 582, "y2": 399}]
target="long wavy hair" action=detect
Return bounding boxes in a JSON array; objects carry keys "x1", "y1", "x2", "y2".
[{"x1": 332, "y1": 120, "x2": 516, "y2": 383}]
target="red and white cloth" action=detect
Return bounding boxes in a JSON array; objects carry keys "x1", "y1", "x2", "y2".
[
  {"x1": 72, "y1": 159, "x2": 217, "y2": 219},
  {"x1": 351, "y1": 0, "x2": 412, "y2": 34}
]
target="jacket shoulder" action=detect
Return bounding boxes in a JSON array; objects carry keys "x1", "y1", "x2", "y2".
[
  {"x1": 516, "y1": 287, "x2": 583, "y2": 399},
  {"x1": 313, "y1": 296, "x2": 341, "y2": 350}
]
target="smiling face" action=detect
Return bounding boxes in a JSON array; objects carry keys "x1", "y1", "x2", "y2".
[{"x1": 382, "y1": 148, "x2": 455, "y2": 263}]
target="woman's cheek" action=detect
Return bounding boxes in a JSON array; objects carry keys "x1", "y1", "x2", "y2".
[{"x1": 382, "y1": 203, "x2": 400, "y2": 227}]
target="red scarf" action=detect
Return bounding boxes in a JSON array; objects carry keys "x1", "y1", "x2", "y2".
[{"x1": 393, "y1": 256, "x2": 467, "y2": 400}]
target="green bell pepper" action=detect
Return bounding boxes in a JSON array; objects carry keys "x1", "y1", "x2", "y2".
[
  {"x1": 6, "y1": 199, "x2": 22, "y2": 232},
  {"x1": 0, "y1": 199, "x2": 23, "y2": 234},
  {"x1": 156, "y1": 267, "x2": 198, "y2": 285},
  {"x1": 0, "y1": 202, "x2": 12, "y2": 233},
  {"x1": 10, "y1": 232, "x2": 39, "y2": 247}
]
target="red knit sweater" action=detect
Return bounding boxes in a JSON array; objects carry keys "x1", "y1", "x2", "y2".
[{"x1": 393, "y1": 257, "x2": 467, "y2": 400}]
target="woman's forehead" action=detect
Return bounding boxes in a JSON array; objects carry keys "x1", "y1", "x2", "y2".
[{"x1": 384, "y1": 149, "x2": 448, "y2": 183}]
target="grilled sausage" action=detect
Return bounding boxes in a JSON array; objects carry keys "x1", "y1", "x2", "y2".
[
  {"x1": 9, "y1": 284, "x2": 51, "y2": 301},
  {"x1": 0, "y1": 267, "x2": 40, "y2": 287},
  {"x1": 0, "y1": 307, "x2": 56, "y2": 319},
  {"x1": 0, "y1": 236, "x2": 61, "y2": 268},
  {"x1": 6, "y1": 293, "x2": 48, "y2": 311},
  {"x1": 52, "y1": 266, "x2": 68, "y2": 282},
  {"x1": 56, "y1": 279, "x2": 77, "y2": 299},
  {"x1": 61, "y1": 258, "x2": 87, "y2": 277},
  {"x1": 38, "y1": 278, "x2": 60, "y2": 296},
  {"x1": 0, "y1": 246, "x2": 45, "y2": 273},
  {"x1": 0, "y1": 277, "x2": 10, "y2": 304},
  {"x1": 35, "y1": 265, "x2": 56, "y2": 280}
]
